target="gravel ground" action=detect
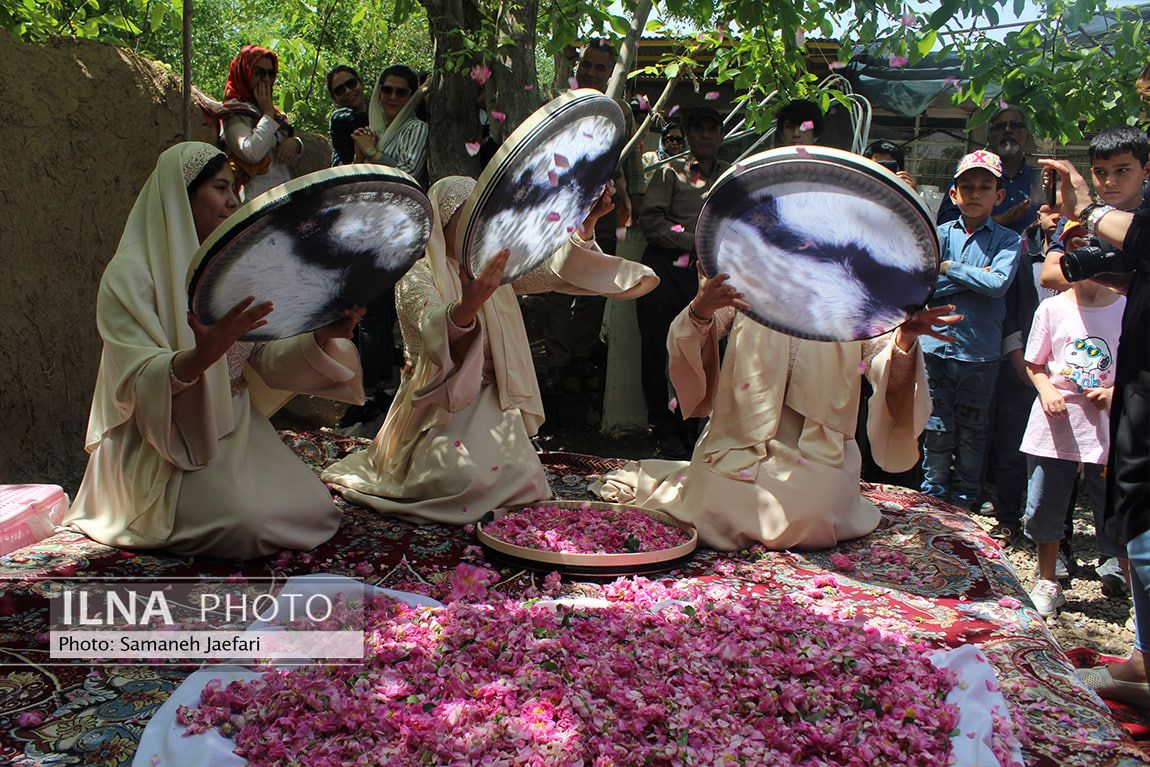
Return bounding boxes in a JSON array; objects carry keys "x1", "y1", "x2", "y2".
[
  {"x1": 969, "y1": 498, "x2": 1135, "y2": 658},
  {"x1": 284, "y1": 394, "x2": 1135, "y2": 659}
]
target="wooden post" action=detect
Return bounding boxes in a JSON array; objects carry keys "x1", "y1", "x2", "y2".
[
  {"x1": 182, "y1": 0, "x2": 192, "y2": 140},
  {"x1": 600, "y1": 229, "x2": 649, "y2": 433}
]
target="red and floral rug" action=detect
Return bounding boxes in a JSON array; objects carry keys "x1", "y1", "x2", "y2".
[{"x1": 0, "y1": 430, "x2": 1146, "y2": 766}]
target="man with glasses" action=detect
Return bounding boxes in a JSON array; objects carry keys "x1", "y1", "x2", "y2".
[
  {"x1": 637, "y1": 106, "x2": 729, "y2": 458},
  {"x1": 532, "y1": 40, "x2": 646, "y2": 401},
  {"x1": 938, "y1": 105, "x2": 1037, "y2": 235},
  {"x1": 327, "y1": 65, "x2": 368, "y2": 166}
]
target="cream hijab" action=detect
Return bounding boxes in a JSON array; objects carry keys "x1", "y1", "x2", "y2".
[
  {"x1": 420, "y1": 176, "x2": 544, "y2": 433},
  {"x1": 86, "y1": 143, "x2": 238, "y2": 454}
]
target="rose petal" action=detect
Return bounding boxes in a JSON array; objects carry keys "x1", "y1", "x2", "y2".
[
  {"x1": 465, "y1": 141, "x2": 481, "y2": 156},
  {"x1": 796, "y1": 28, "x2": 806, "y2": 46},
  {"x1": 674, "y1": 254, "x2": 690, "y2": 268},
  {"x1": 615, "y1": 227, "x2": 627, "y2": 240},
  {"x1": 704, "y1": 91, "x2": 719, "y2": 101},
  {"x1": 901, "y1": 12, "x2": 917, "y2": 27},
  {"x1": 668, "y1": 104, "x2": 680, "y2": 116},
  {"x1": 829, "y1": 60, "x2": 847, "y2": 71},
  {"x1": 670, "y1": 224, "x2": 684, "y2": 233},
  {"x1": 889, "y1": 55, "x2": 909, "y2": 68},
  {"x1": 569, "y1": 77, "x2": 579, "y2": 90},
  {"x1": 637, "y1": 94, "x2": 649, "y2": 110},
  {"x1": 546, "y1": 211, "x2": 562, "y2": 222},
  {"x1": 668, "y1": 397, "x2": 678, "y2": 411},
  {"x1": 548, "y1": 170, "x2": 559, "y2": 186},
  {"x1": 524, "y1": 84, "x2": 533, "y2": 90},
  {"x1": 491, "y1": 110, "x2": 506, "y2": 123},
  {"x1": 554, "y1": 153, "x2": 570, "y2": 168},
  {"x1": 800, "y1": 120, "x2": 814, "y2": 132},
  {"x1": 799, "y1": 238, "x2": 813, "y2": 249},
  {"x1": 795, "y1": 146, "x2": 810, "y2": 158}
]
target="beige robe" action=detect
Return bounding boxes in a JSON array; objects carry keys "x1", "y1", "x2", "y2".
[
  {"x1": 322, "y1": 233, "x2": 658, "y2": 524},
  {"x1": 596, "y1": 307, "x2": 930, "y2": 551},
  {"x1": 63, "y1": 142, "x2": 364, "y2": 560}
]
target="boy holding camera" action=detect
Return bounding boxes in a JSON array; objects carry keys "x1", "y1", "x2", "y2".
[{"x1": 1042, "y1": 126, "x2": 1150, "y2": 292}]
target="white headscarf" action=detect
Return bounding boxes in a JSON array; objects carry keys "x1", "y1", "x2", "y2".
[
  {"x1": 367, "y1": 74, "x2": 427, "y2": 153},
  {"x1": 86, "y1": 143, "x2": 239, "y2": 454},
  {"x1": 423, "y1": 177, "x2": 544, "y2": 434}
]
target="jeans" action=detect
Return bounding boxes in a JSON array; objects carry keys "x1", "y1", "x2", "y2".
[
  {"x1": 985, "y1": 366, "x2": 1035, "y2": 527},
  {"x1": 1130, "y1": 528, "x2": 1150, "y2": 653},
  {"x1": 920, "y1": 355, "x2": 998, "y2": 507},
  {"x1": 355, "y1": 293, "x2": 397, "y2": 397},
  {"x1": 1022, "y1": 456, "x2": 1119, "y2": 557}
]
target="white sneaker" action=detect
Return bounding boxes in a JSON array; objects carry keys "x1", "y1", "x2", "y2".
[{"x1": 1030, "y1": 579, "x2": 1066, "y2": 618}]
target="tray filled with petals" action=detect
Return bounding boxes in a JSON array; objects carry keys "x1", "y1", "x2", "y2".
[{"x1": 476, "y1": 500, "x2": 697, "y2": 575}]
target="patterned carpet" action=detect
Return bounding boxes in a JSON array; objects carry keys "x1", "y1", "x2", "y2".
[{"x1": 0, "y1": 430, "x2": 1147, "y2": 766}]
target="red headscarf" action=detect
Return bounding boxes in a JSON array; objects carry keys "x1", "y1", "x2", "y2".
[{"x1": 224, "y1": 45, "x2": 279, "y2": 108}]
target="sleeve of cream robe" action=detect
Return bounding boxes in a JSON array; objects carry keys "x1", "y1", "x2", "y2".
[
  {"x1": 512, "y1": 233, "x2": 659, "y2": 298},
  {"x1": 666, "y1": 305, "x2": 737, "y2": 419},
  {"x1": 864, "y1": 337, "x2": 931, "y2": 473},
  {"x1": 396, "y1": 260, "x2": 486, "y2": 415},
  {"x1": 249, "y1": 334, "x2": 365, "y2": 404}
]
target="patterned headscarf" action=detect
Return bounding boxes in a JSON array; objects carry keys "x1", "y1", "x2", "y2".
[{"x1": 224, "y1": 45, "x2": 278, "y2": 108}]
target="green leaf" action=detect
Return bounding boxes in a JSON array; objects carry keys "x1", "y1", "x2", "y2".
[
  {"x1": 149, "y1": 1, "x2": 166, "y2": 32},
  {"x1": 608, "y1": 15, "x2": 629, "y2": 36},
  {"x1": 916, "y1": 30, "x2": 937, "y2": 58}
]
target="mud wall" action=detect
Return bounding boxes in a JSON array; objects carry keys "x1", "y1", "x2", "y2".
[{"x1": 0, "y1": 31, "x2": 330, "y2": 490}]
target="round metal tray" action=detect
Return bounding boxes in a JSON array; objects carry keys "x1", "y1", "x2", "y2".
[{"x1": 476, "y1": 501, "x2": 698, "y2": 577}]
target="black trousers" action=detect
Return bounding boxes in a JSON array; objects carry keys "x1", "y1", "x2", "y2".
[{"x1": 636, "y1": 245, "x2": 698, "y2": 437}]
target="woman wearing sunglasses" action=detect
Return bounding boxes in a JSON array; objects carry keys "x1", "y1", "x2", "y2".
[
  {"x1": 352, "y1": 65, "x2": 429, "y2": 187},
  {"x1": 327, "y1": 65, "x2": 368, "y2": 166},
  {"x1": 213, "y1": 45, "x2": 303, "y2": 200}
]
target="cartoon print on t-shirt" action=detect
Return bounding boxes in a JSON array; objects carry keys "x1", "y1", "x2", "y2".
[{"x1": 1060, "y1": 335, "x2": 1114, "y2": 391}]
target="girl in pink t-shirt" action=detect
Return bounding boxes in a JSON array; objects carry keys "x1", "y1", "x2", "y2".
[{"x1": 1021, "y1": 279, "x2": 1126, "y2": 617}]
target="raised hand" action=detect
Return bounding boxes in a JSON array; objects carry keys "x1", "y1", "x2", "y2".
[
  {"x1": 254, "y1": 80, "x2": 276, "y2": 117},
  {"x1": 579, "y1": 180, "x2": 616, "y2": 237},
  {"x1": 689, "y1": 262, "x2": 749, "y2": 322},
  {"x1": 893, "y1": 304, "x2": 962, "y2": 351},
  {"x1": 173, "y1": 296, "x2": 273, "y2": 382},
  {"x1": 452, "y1": 249, "x2": 509, "y2": 328},
  {"x1": 314, "y1": 306, "x2": 367, "y2": 346}
]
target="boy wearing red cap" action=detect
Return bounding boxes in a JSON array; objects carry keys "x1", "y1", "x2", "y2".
[{"x1": 919, "y1": 151, "x2": 1023, "y2": 509}]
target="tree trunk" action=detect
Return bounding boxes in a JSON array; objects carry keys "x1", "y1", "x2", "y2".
[
  {"x1": 606, "y1": 0, "x2": 651, "y2": 101},
  {"x1": 488, "y1": 0, "x2": 543, "y2": 143},
  {"x1": 421, "y1": 0, "x2": 487, "y2": 180}
]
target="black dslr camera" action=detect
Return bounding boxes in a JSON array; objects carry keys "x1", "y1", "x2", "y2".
[{"x1": 1059, "y1": 239, "x2": 1138, "y2": 283}]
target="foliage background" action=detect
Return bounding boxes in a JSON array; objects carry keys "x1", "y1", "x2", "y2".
[{"x1": 2, "y1": 0, "x2": 1147, "y2": 141}]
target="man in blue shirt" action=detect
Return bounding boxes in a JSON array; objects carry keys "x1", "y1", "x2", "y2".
[{"x1": 921, "y1": 151, "x2": 1023, "y2": 510}]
